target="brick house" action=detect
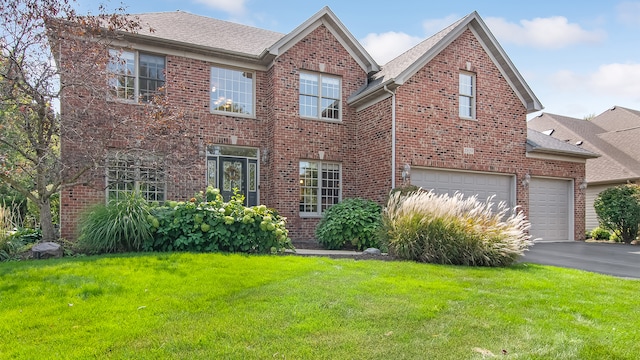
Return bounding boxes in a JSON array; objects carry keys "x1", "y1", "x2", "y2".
[
  {"x1": 529, "y1": 107, "x2": 640, "y2": 231},
  {"x1": 57, "y1": 7, "x2": 597, "y2": 244}
]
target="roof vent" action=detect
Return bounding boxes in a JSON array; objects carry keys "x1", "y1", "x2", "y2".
[
  {"x1": 610, "y1": 106, "x2": 616, "y2": 111},
  {"x1": 576, "y1": 140, "x2": 583, "y2": 146},
  {"x1": 542, "y1": 129, "x2": 554, "y2": 136}
]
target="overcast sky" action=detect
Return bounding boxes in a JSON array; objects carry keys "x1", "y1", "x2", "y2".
[{"x1": 78, "y1": 0, "x2": 640, "y2": 119}]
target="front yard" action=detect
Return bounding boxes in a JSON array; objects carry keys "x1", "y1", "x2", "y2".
[{"x1": 1, "y1": 253, "x2": 637, "y2": 359}]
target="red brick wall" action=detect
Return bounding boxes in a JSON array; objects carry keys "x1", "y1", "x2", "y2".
[
  {"x1": 393, "y1": 29, "x2": 585, "y2": 240},
  {"x1": 354, "y1": 97, "x2": 393, "y2": 203},
  {"x1": 266, "y1": 24, "x2": 368, "y2": 241}
]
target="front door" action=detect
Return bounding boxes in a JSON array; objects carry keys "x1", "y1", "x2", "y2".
[
  {"x1": 207, "y1": 145, "x2": 258, "y2": 206},
  {"x1": 220, "y1": 157, "x2": 246, "y2": 202}
]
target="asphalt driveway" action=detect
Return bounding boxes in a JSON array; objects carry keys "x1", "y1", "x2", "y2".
[{"x1": 520, "y1": 241, "x2": 640, "y2": 279}]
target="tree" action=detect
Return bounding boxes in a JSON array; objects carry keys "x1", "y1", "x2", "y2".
[
  {"x1": 0, "y1": 0, "x2": 148, "y2": 242},
  {"x1": 593, "y1": 184, "x2": 640, "y2": 244}
]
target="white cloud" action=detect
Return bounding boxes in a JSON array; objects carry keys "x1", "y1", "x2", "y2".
[
  {"x1": 617, "y1": 2, "x2": 640, "y2": 26},
  {"x1": 550, "y1": 63, "x2": 640, "y2": 101},
  {"x1": 485, "y1": 16, "x2": 605, "y2": 49},
  {"x1": 193, "y1": 0, "x2": 246, "y2": 15},
  {"x1": 360, "y1": 31, "x2": 423, "y2": 64},
  {"x1": 422, "y1": 14, "x2": 461, "y2": 36}
]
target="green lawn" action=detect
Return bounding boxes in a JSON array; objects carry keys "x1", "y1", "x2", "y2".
[{"x1": 0, "y1": 253, "x2": 638, "y2": 359}]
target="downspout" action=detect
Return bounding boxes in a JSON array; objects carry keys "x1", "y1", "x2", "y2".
[{"x1": 384, "y1": 85, "x2": 396, "y2": 189}]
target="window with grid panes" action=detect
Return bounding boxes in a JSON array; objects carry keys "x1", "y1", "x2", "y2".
[
  {"x1": 210, "y1": 66, "x2": 254, "y2": 116},
  {"x1": 108, "y1": 49, "x2": 165, "y2": 102},
  {"x1": 106, "y1": 155, "x2": 165, "y2": 202},
  {"x1": 299, "y1": 161, "x2": 341, "y2": 216},
  {"x1": 459, "y1": 72, "x2": 475, "y2": 119},
  {"x1": 299, "y1": 72, "x2": 340, "y2": 120}
]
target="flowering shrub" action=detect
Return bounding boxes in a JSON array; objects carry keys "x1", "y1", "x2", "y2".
[
  {"x1": 381, "y1": 190, "x2": 532, "y2": 266},
  {"x1": 145, "y1": 186, "x2": 292, "y2": 254},
  {"x1": 315, "y1": 198, "x2": 382, "y2": 250}
]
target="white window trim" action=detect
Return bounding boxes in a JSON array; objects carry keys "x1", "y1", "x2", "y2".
[
  {"x1": 209, "y1": 65, "x2": 256, "y2": 119},
  {"x1": 299, "y1": 72, "x2": 342, "y2": 122},
  {"x1": 108, "y1": 49, "x2": 166, "y2": 104},
  {"x1": 459, "y1": 72, "x2": 476, "y2": 120},
  {"x1": 299, "y1": 160, "x2": 342, "y2": 218}
]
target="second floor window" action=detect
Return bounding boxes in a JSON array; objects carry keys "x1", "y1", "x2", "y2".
[
  {"x1": 108, "y1": 49, "x2": 165, "y2": 102},
  {"x1": 210, "y1": 66, "x2": 254, "y2": 116},
  {"x1": 300, "y1": 73, "x2": 341, "y2": 120},
  {"x1": 459, "y1": 73, "x2": 475, "y2": 119}
]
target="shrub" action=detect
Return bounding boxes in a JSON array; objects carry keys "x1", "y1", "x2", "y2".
[
  {"x1": 77, "y1": 192, "x2": 153, "y2": 254},
  {"x1": 315, "y1": 198, "x2": 382, "y2": 250},
  {"x1": 589, "y1": 227, "x2": 611, "y2": 241},
  {"x1": 145, "y1": 187, "x2": 292, "y2": 254},
  {"x1": 594, "y1": 185, "x2": 640, "y2": 244},
  {"x1": 381, "y1": 191, "x2": 532, "y2": 266},
  {"x1": 609, "y1": 232, "x2": 622, "y2": 243}
]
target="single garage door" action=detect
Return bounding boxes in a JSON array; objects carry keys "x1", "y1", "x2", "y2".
[
  {"x1": 529, "y1": 177, "x2": 572, "y2": 241},
  {"x1": 411, "y1": 168, "x2": 515, "y2": 211}
]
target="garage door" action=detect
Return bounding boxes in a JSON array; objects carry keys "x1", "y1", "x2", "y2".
[
  {"x1": 529, "y1": 177, "x2": 572, "y2": 241},
  {"x1": 411, "y1": 168, "x2": 515, "y2": 211}
]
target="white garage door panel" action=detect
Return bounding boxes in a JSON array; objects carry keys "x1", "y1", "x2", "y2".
[
  {"x1": 412, "y1": 168, "x2": 514, "y2": 210},
  {"x1": 529, "y1": 178, "x2": 571, "y2": 241}
]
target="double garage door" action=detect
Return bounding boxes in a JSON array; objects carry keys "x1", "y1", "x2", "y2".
[{"x1": 411, "y1": 168, "x2": 573, "y2": 241}]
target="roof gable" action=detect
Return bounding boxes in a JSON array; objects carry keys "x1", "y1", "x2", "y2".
[
  {"x1": 349, "y1": 12, "x2": 542, "y2": 113},
  {"x1": 267, "y1": 6, "x2": 379, "y2": 74}
]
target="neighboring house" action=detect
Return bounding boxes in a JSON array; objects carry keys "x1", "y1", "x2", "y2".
[
  {"x1": 56, "y1": 7, "x2": 597, "y2": 244},
  {"x1": 529, "y1": 106, "x2": 640, "y2": 231}
]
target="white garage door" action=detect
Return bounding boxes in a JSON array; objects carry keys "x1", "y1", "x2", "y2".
[
  {"x1": 529, "y1": 177, "x2": 572, "y2": 241},
  {"x1": 412, "y1": 168, "x2": 515, "y2": 211}
]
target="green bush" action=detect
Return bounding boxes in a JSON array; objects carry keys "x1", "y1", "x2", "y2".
[
  {"x1": 381, "y1": 191, "x2": 531, "y2": 266},
  {"x1": 77, "y1": 192, "x2": 153, "y2": 254},
  {"x1": 594, "y1": 185, "x2": 640, "y2": 244},
  {"x1": 315, "y1": 198, "x2": 382, "y2": 250},
  {"x1": 145, "y1": 187, "x2": 292, "y2": 254},
  {"x1": 590, "y1": 227, "x2": 611, "y2": 240}
]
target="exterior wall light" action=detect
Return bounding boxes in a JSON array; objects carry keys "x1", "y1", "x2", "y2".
[
  {"x1": 401, "y1": 163, "x2": 411, "y2": 184},
  {"x1": 521, "y1": 173, "x2": 531, "y2": 187},
  {"x1": 579, "y1": 179, "x2": 588, "y2": 190}
]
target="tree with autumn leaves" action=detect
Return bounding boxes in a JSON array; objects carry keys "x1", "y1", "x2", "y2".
[{"x1": 0, "y1": 0, "x2": 194, "y2": 242}]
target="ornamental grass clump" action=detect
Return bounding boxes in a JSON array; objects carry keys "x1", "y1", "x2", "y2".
[
  {"x1": 382, "y1": 190, "x2": 532, "y2": 266},
  {"x1": 77, "y1": 192, "x2": 153, "y2": 254}
]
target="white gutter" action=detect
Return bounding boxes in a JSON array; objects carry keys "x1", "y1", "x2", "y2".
[{"x1": 384, "y1": 85, "x2": 396, "y2": 189}]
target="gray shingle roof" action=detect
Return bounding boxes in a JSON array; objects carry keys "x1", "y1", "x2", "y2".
[
  {"x1": 526, "y1": 128, "x2": 599, "y2": 159},
  {"x1": 132, "y1": 11, "x2": 285, "y2": 57},
  {"x1": 591, "y1": 105, "x2": 640, "y2": 132},
  {"x1": 369, "y1": 17, "x2": 465, "y2": 85},
  {"x1": 528, "y1": 112, "x2": 640, "y2": 183}
]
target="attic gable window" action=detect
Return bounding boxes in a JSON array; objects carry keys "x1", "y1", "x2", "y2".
[
  {"x1": 300, "y1": 72, "x2": 341, "y2": 121},
  {"x1": 210, "y1": 66, "x2": 255, "y2": 116},
  {"x1": 459, "y1": 72, "x2": 475, "y2": 119},
  {"x1": 108, "y1": 49, "x2": 166, "y2": 103}
]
